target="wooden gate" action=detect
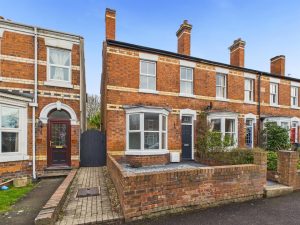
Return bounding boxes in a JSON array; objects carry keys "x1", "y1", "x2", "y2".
[{"x1": 80, "y1": 130, "x2": 106, "y2": 167}]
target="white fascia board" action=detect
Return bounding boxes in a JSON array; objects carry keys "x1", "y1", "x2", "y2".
[
  {"x1": 45, "y1": 37, "x2": 73, "y2": 50},
  {"x1": 180, "y1": 60, "x2": 196, "y2": 68},
  {"x1": 139, "y1": 52, "x2": 158, "y2": 61},
  {"x1": 0, "y1": 28, "x2": 4, "y2": 38},
  {"x1": 216, "y1": 67, "x2": 229, "y2": 74},
  {"x1": 244, "y1": 73, "x2": 256, "y2": 79}
]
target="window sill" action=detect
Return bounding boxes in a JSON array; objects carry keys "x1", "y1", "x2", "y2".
[
  {"x1": 270, "y1": 104, "x2": 280, "y2": 108},
  {"x1": 0, "y1": 154, "x2": 29, "y2": 163},
  {"x1": 138, "y1": 89, "x2": 159, "y2": 94},
  {"x1": 291, "y1": 106, "x2": 300, "y2": 110},
  {"x1": 216, "y1": 97, "x2": 228, "y2": 102},
  {"x1": 179, "y1": 93, "x2": 195, "y2": 98},
  {"x1": 44, "y1": 81, "x2": 73, "y2": 89},
  {"x1": 125, "y1": 150, "x2": 169, "y2": 156},
  {"x1": 244, "y1": 101, "x2": 256, "y2": 105}
]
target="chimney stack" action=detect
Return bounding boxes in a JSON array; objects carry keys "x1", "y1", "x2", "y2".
[
  {"x1": 229, "y1": 38, "x2": 246, "y2": 67},
  {"x1": 176, "y1": 20, "x2": 192, "y2": 55},
  {"x1": 270, "y1": 55, "x2": 285, "y2": 76},
  {"x1": 105, "y1": 8, "x2": 116, "y2": 40}
]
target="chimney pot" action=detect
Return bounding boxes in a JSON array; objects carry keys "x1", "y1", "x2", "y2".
[
  {"x1": 270, "y1": 55, "x2": 285, "y2": 76},
  {"x1": 176, "y1": 20, "x2": 192, "y2": 55},
  {"x1": 229, "y1": 38, "x2": 246, "y2": 67},
  {"x1": 105, "y1": 8, "x2": 116, "y2": 40}
]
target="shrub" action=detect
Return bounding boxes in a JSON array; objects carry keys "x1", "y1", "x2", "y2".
[
  {"x1": 260, "y1": 122, "x2": 291, "y2": 151},
  {"x1": 267, "y1": 151, "x2": 278, "y2": 171}
]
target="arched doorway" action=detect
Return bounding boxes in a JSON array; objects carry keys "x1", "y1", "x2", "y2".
[{"x1": 47, "y1": 109, "x2": 71, "y2": 167}]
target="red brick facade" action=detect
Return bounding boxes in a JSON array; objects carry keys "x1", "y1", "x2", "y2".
[
  {"x1": 126, "y1": 153, "x2": 170, "y2": 167},
  {"x1": 101, "y1": 9, "x2": 300, "y2": 161},
  {"x1": 0, "y1": 19, "x2": 86, "y2": 181}
]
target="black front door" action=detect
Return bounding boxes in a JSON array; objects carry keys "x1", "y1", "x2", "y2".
[{"x1": 182, "y1": 124, "x2": 192, "y2": 160}]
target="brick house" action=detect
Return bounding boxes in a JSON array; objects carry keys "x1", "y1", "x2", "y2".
[
  {"x1": 101, "y1": 9, "x2": 300, "y2": 165},
  {"x1": 0, "y1": 17, "x2": 86, "y2": 181}
]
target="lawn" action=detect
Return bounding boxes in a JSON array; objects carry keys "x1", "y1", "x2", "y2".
[{"x1": 0, "y1": 184, "x2": 34, "y2": 212}]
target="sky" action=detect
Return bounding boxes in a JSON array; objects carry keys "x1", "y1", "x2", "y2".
[{"x1": 1, "y1": 0, "x2": 300, "y2": 95}]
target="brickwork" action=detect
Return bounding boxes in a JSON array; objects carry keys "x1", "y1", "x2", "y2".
[
  {"x1": 0, "y1": 21, "x2": 84, "y2": 180},
  {"x1": 277, "y1": 151, "x2": 300, "y2": 189},
  {"x1": 126, "y1": 153, "x2": 170, "y2": 167},
  {"x1": 107, "y1": 154, "x2": 267, "y2": 221}
]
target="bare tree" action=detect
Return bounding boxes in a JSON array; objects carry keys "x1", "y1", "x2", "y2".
[{"x1": 87, "y1": 94, "x2": 100, "y2": 119}]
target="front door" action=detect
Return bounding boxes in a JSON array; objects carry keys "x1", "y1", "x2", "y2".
[
  {"x1": 181, "y1": 116, "x2": 193, "y2": 160},
  {"x1": 48, "y1": 120, "x2": 71, "y2": 166},
  {"x1": 245, "y1": 119, "x2": 253, "y2": 148}
]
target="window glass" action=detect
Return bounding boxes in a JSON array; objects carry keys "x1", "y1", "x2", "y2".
[
  {"x1": 216, "y1": 74, "x2": 226, "y2": 98},
  {"x1": 180, "y1": 67, "x2": 193, "y2": 95},
  {"x1": 129, "y1": 114, "x2": 140, "y2": 130},
  {"x1": 162, "y1": 133, "x2": 166, "y2": 149},
  {"x1": 144, "y1": 132, "x2": 159, "y2": 149},
  {"x1": 48, "y1": 110, "x2": 70, "y2": 120},
  {"x1": 48, "y1": 48, "x2": 71, "y2": 82},
  {"x1": 211, "y1": 119, "x2": 221, "y2": 132},
  {"x1": 245, "y1": 79, "x2": 254, "y2": 102},
  {"x1": 162, "y1": 116, "x2": 166, "y2": 131},
  {"x1": 140, "y1": 61, "x2": 156, "y2": 90},
  {"x1": 2, "y1": 132, "x2": 18, "y2": 153},
  {"x1": 2, "y1": 107, "x2": 19, "y2": 128},
  {"x1": 225, "y1": 119, "x2": 235, "y2": 132},
  {"x1": 291, "y1": 86, "x2": 298, "y2": 107},
  {"x1": 144, "y1": 113, "x2": 159, "y2": 131},
  {"x1": 129, "y1": 133, "x2": 141, "y2": 149},
  {"x1": 182, "y1": 116, "x2": 192, "y2": 124}
]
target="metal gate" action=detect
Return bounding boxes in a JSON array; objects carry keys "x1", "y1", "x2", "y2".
[{"x1": 80, "y1": 130, "x2": 106, "y2": 167}]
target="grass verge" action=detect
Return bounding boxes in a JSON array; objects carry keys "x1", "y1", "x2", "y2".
[{"x1": 0, "y1": 184, "x2": 34, "y2": 212}]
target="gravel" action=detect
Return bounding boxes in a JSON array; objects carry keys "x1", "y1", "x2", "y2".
[{"x1": 121, "y1": 162, "x2": 208, "y2": 174}]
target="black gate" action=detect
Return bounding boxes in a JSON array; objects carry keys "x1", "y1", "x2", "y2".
[{"x1": 80, "y1": 130, "x2": 106, "y2": 167}]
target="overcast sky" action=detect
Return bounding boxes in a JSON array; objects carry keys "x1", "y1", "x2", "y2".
[{"x1": 1, "y1": 0, "x2": 300, "y2": 95}]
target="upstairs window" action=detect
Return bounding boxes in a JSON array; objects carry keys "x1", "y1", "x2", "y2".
[
  {"x1": 291, "y1": 86, "x2": 298, "y2": 107},
  {"x1": 180, "y1": 67, "x2": 193, "y2": 95},
  {"x1": 270, "y1": 83, "x2": 278, "y2": 106},
  {"x1": 244, "y1": 78, "x2": 254, "y2": 102},
  {"x1": 140, "y1": 60, "x2": 156, "y2": 91},
  {"x1": 216, "y1": 73, "x2": 227, "y2": 99},
  {"x1": 48, "y1": 48, "x2": 71, "y2": 83}
]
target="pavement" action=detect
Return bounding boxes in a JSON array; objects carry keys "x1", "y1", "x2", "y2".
[
  {"x1": 0, "y1": 177, "x2": 64, "y2": 225},
  {"x1": 127, "y1": 191, "x2": 300, "y2": 225}
]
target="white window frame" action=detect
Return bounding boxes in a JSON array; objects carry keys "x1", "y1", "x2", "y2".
[
  {"x1": 180, "y1": 66, "x2": 194, "y2": 97},
  {"x1": 291, "y1": 86, "x2": 299, "y2": 108},
  {"x1": 216, "y1": 73, "x2": 227, "y2": 100},
  {"x1": 244, "y1": 78, "x2": 254, "y2": 103},
  {"x1": 270, "y1": 82, "x2": 279, "y2": 106},
  {"x1": 0, "y1": 100, "x2": 28, "y2": 163},
  {"x1": 45, "y1": 47, "x2": 72, "y2": 88},
  {"x1": 207, "y1": 112, "x2": 238, "y2": 148},
  {"x1": 139, "y1": 60, "x2": 157, "y2": 93},
  {"x1": 125, "y1": 107, "x2": 169, "y2": 155}
]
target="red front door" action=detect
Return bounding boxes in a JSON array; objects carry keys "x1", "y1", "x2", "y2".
[
  {"x1": 291, "y1": 127, "x2": 296, "y2": 144},
  {"x1": 47, "y1": 120, "x2": 71, "y2": 166}
]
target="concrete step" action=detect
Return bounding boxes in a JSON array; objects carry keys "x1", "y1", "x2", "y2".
[{"x1": 264, "y1": 181, "x2": 293, "y2": 198}]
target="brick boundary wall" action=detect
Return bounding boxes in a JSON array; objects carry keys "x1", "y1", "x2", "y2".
[
  {"x1": 0, "y1": 160, "x2": 31, "y2": 183},
  {"x1": 126, "y1": 153, "x2": 170, "y2": 167},
  {"x1": 107, "y1": 152, "x2": 267, "y2": 221},
  {"x1": 277, "y1": 151, "x2": 300, "y2": 190}
]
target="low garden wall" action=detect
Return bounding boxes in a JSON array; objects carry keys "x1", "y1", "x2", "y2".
[{"x1": 107, "y1": 152, "x2": 267, "y2": 221}]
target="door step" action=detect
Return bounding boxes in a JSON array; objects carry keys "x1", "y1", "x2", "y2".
[
  {"x1": 264, "y1": 180, "x2": 293, "y2": 198},
  {"x1": 38, "y1": 166, "x2": 72, "y2": 179}
]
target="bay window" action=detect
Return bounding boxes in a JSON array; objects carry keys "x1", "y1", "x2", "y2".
[
  {"x1": 0, "y1": 102, "x2": 27, "y2": 162},
  {"x1": 126, "y1": 106, "x2": 169, "y2": 153},
  {"x1": 208, "y1": 113, "x2": 238, "y2": 147}
]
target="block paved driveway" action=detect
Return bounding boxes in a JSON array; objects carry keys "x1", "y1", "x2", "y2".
[{"x1": 128, "y1": 191, "x2": 300, "y2": 225}]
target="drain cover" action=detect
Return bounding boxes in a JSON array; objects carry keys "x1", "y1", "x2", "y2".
[{"x1": 77, "y1": 187, "x2": 99, "y2": 198}]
